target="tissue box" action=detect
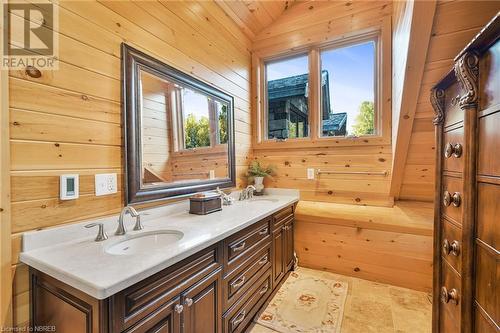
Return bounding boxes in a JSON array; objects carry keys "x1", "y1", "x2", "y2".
[{"x1": 189, "y1": 192, "x2": 222, "y2": 215}]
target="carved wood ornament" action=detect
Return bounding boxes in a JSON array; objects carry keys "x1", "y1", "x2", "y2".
[
  {"x1": 454, "y1": 51, "x2": 479, "y2": 109},
  {"x1": 430, "y1": 88, "x2": 445, "y2": 125}
]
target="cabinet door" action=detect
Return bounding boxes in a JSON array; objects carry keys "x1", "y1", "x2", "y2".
[
  {"x1": 272, "y1": 227, "x2": 285, "y2": 286},
  {"x1": 181, "y1": 269, "x2": 222, "y2": 333},
  {"x1": 123, "y1": 297, "x2": 181, "y2": 333},
  {"x1": 284, "y1": 219, "x2": 295, "y2": 271}
]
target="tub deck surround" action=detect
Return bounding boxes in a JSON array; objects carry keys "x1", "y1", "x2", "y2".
[{"x1": 20, "y1": 189, "x2": 299, "y2": 300}]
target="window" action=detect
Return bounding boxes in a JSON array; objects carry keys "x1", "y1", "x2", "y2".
[
  {"x1": 320, "y1": 40, "x2": 376, "y2": 137},
  {"x1": 257, "y1": 29, "x2": 386, "y2": 147},
  {"x1": 265, "y1": 54, "x2": 309, "y2": 140}
]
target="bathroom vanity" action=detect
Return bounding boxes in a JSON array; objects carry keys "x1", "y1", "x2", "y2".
[{"x1": 20, "y1": 191, "x2": 298, "y2": 333}]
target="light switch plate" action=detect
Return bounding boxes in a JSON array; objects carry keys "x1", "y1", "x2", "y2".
[
  {"x1": 95, "y1": 173, "x2": 117, "y2": 196},
  {"x1": 307, "y1": 168, "x2": 315, "y2": 180}
]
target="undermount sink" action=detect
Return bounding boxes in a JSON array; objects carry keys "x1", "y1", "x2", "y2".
[{"x1": 105, "y1": 230, "x2": 184, "y2": 255}]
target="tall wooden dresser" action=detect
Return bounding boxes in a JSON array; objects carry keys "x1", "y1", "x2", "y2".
[{"x1": 431, "y1": 14, "x2": 499, "y2": 333}]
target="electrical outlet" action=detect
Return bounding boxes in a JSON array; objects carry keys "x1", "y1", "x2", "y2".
[
  {"x1": 307, "y1": 168, "x2": 315, "y2": 180},
  {"x1": 95, "y1": 173, "x2": 117, "y2": 196},
  {"x1": 209, "y1": 170, "x2": 215, "y2": 179}
]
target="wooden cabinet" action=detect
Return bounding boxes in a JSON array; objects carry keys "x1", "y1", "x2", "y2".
[
  {"x1": 431, "y1": 15, "x2": 499, "y2": 333},
  {"x1": 284, "y1": 218, "x2": 295, "y2": 271},
  {"x1": 272, "y1": 226, "x2": 285, "y2": 287},
  {"x1": 29, "y1": 203, "x2": 296, "y2": 333},
  {"x1": 271, "y1": 205, "x2": 295, "y2": 288},
  {"x1": 181, "y1": 270, "x2": 222, "y2": 333}
]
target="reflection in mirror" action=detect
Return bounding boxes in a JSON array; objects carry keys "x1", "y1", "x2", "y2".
[{"x1": 139, "y1": 69, "x2": 229, "y2": 187}]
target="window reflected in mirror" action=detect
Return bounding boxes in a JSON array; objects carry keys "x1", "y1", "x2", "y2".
[{"x1": 139, "y1": 69, "x2": 229, "y2": 187}]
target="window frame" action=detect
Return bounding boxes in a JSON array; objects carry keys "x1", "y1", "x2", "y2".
[{"x1": 253, "y1": 23, "x2": 391, "y2": 149}]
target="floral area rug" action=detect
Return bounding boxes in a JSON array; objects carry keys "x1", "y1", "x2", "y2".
[{"x1": 255, "y1": 267, "x2": 348, "y2": 333}]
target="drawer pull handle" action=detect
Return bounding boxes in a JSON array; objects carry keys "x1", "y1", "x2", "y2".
[
  {"x1": 440, "y1": 287, "x2": 459, "y2": 305},
  {"x1": 442, "y1": 239, "x2": 460, "y2": 256},
  {"x1": 232, "y1": 310, "x2": 246, "y2": 327},
  {"x1": 259, "y1": 228, "x2": 268, "y2": 235},
  {"x1": 232, "y1": 242, "x2": 246, "y2": 252},
  {"x1": 231, "y1": 276, "x2": 246, "y2": 289},
  {"x1": 184, "y1": 298, "x2": 193, "y2": 307},
  {"x1": 258, "y1": 256, "x2": 268, "y2": 265},
  {"x1": 444, "y1": 143, "x2": 463, "y2": 158},
  {"x1": 259, "y1": 285, "x2": 269, "y2": 295},
  {"x1": 174, "y1": 304, "x2": 184, "y2": 314},
  {"x1": 443, "y1": 191, "x2": 461, "y2": 207}
]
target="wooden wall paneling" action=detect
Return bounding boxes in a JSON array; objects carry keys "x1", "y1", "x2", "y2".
[
  {"x1": 399, "y1": 1, "x2": 500, "y2": 201},
  {"x1": 57, "y1": 1, "x2": 249, "y2": 104},
  {"x1": 295, "y1": 201, "x2": 434, "y2": 291},
  {"x1": 173, "y1": 1, "x2": 252, "y2": 54},
  {"x1": 216, "y1": 1, "x2": 292, "y2": 40},
  {"x1": 390, "y1": 0, "x2": 436, "y2": 199},
  {"x1": 252, "y1": 1, "x2": 392, "y2": 56},
  {"x1": 255, "y1": 145, "x2": 393, "y2": 206},
  {"x1": 1, "y1": 1, "x2": 12, "y2": 325}
]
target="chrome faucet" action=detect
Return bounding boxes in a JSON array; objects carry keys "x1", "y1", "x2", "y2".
[
  {"x1": 116, "y1": 206, "x2": 142, "y2": 235},
  {"x1": 239, "y1": 185, "x2": 256, "y2": 201},
  {"x1": 85, "y1": 222, "x2": 108, "y2": 242},
  {"x1": 216, "y1": 187, "x2": 235, "y2": 205}
]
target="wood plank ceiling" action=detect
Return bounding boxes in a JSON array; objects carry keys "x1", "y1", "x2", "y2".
[{"x1": 217, "y1": 1, "x2": 295, "y2": 39}]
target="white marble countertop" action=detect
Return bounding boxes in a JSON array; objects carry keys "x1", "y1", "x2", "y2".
[{"x1": 20, "y1": 189, "x2": 299, "y2": 299}]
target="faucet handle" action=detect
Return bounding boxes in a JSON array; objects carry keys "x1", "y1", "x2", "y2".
[
  {"x1": 85, "y1": 222, "x2": 108, "y2": 242},
  {"x1": 133, "y1": 214, "x2": 144, "y2": 231}
]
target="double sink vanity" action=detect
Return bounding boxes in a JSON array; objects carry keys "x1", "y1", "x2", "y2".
[{"x1": 20, "y1": 190, "x2": 298, "y2": 333}]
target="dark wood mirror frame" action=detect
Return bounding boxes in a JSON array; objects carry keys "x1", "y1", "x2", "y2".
[{"x1": 122, "y1": 43, "x2": 236, "y2": 204}]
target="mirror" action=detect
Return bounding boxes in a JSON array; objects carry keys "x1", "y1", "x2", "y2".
[{"x1": 122, "y1": 44, "x2": 235, "y2": 203}]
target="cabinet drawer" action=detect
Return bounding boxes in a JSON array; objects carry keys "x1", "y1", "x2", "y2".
[
  {"x1": 441, "y1": 218, "x2": 462, "y2": 273},
  {"x1": 444, "y1": 81, "x2": 463, "y2": 127},
  {"x1": 443, "y1": 126, "x2": 464, "y2": 173},
  {"x1": 441, "y1": 175, "x2": 463, "y2": 225},
  {"x1": 110, "y1": 244, "x2": 221, "y2": 332},
  {"x1": 123, "y1": 297, "x2": 181, "y2": 333},
  {"x1": 273, "y1": 205, "x2": 294, "y2": 230},
  {"x1": 439, "y1": 261, "x2": 461, "y2": 333},
  {"x1": 223, "y1": 270, "x2": 272, "y2": 333},
  {"x1": 223, "y1": 244, "x2": 271, "y2": 310},
  {"x1": 224, "y1": 218, "x2": 271, "y2": 275}
]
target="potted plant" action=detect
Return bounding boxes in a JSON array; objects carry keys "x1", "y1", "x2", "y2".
[{"x1": 246, "y1": 161, "x2": 276, "y2": 195}]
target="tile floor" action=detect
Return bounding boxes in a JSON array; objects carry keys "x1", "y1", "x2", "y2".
[{"x1": 248, "y1": 268, "x2": 432, "y2": 333}]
